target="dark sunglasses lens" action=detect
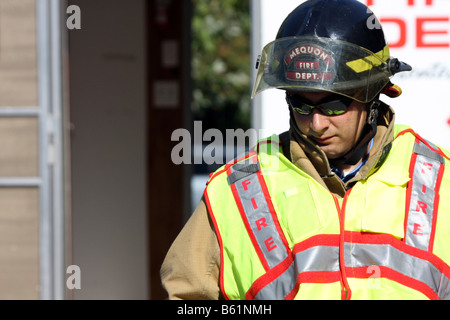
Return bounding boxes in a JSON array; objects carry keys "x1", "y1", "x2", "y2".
[
  {"x1": 320, "y1": 99, "x2": 350, "y2": 115},
  {"x1": 287, "y1": 94, "x2": 353, "y2": 116},
  {"x1": 287, "y1": 96, "x2": 313, "y2": 115}
]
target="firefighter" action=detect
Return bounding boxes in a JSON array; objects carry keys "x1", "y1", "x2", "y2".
[{"x1": 161, "y1": 0, "x2": 450, "y2": 300}]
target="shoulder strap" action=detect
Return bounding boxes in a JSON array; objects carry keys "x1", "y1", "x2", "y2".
[
  {"x1": 226, "y1": 155, "x2": 291, "y2": 271},
  {"x1": 404, "y1": 137, "x2": 445, "y2": 252}
]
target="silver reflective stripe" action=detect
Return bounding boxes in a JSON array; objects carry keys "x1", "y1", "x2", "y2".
[
  {"x1": 254, "y1": 242, "x2": 450, "y2": 300},
  {"x1": 405, "y1": 140, "x2": 444, "y2": 250},
  {"x1": 413, "y1": 140, "x2": 445, "y2": 164},
  {"x1": 229, "y1": 161, "x2": 289, "y2": 269},
  {"x1": 255, "y1": 246, "x2": 339, "y2": 300},
  {"x1": 346, "y1": 242, "x2": 450, "y2": 300},
  {"x1": 438, "y1": 275, "x2": 450, "y2": 299},
  {"x1": 227, "y1": 163, "x2": 260, "y2": 186}
]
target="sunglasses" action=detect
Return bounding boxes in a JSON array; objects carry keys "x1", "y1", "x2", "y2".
[{"x1": 286, "y1": 93, "x2": 354, "y2": 116}]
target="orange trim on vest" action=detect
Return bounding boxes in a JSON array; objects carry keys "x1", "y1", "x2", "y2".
[
  {"x1": 396, "y1": 128, "x2": 450, "y2": 161},
  {"x1": 203, "y1": 188, "x2": 231, "y2": 300}
]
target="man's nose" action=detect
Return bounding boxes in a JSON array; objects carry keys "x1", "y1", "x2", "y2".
[{"x1": 310, "y1": 109, "x2": 330, "y2": 134}]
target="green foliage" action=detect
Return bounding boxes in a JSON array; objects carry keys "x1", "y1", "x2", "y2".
[{"x1": 191, "y1": 0, "x2": 251, "y2": 132}]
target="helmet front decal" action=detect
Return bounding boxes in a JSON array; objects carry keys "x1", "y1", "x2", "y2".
[{"x1": 284, "y1": 44, "x2": 336, "y2": 82}]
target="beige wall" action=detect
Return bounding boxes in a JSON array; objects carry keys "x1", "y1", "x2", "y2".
[
  {"x1": 69, "y1": 0, "x2": 148, "y2": 299},
  {"x1": 0, "y1": 0, "x2": 149, "y2": 299},
  {"x1": 0, "y1": 0, "x2": 40, "y2": 299},
  {"x1": 0, "y1": 0, "x2": 37, "y2": 106}
]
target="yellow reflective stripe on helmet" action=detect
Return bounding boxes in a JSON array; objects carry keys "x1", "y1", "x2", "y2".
[{"x1": 346, "y1": 45, "x2": 390, "y2": 73}]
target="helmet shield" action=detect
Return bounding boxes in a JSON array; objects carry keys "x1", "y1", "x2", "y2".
[{"x1": 252, "y1": 36, "x2": 392, "y2": 103}]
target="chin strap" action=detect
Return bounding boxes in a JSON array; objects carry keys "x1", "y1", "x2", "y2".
[{"x1": 338, "y1": 100, "x2": 380, "y2": 165}]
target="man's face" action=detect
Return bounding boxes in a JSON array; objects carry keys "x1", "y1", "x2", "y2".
[{"x1": 290, "y1": 91, "x2": 368, "y2": 160}]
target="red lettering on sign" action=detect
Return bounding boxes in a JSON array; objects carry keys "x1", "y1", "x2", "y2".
[
  {"x1": 416, "y1": 200, "x2": 428, "y2": 214},
  {"x1": 365, "y1": 1, "x2": 450, "y2": 49},
  {"x1": 409, "y1": 0, "x2": 434, "y2": 5},
  {"x1": 380, "y1": 18, "x2": 407, "y2": 48},
  {"x1": 255, "y1": 218, "x2": 268, "y2": 231},
  {"x1": 264, "y1": 237, "x2": 277, "y2": 252},
  {"x1": 242, "y1": 179, "x2": 251, "y2": 191},
  {"x1": 413, "y1": 223, "x2": 424, "y2": 236},
  {"x1": 366, "y1": 0, "x2": 434, "y2": 6},
  {"x1": 422, "y1": 162, "x2": 433, "y2": 174},
  {"x1": 417, "y1": 17, "x2": 450, "y2": 48}
]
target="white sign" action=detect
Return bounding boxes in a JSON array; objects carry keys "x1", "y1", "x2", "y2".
[{"x1": 251, "y1": 0, "x2": 450, "y2": 148}]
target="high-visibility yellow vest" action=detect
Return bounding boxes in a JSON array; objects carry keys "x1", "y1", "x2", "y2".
[{"x1": 205, "y1": 126, "x2": 450, "y2": 300}]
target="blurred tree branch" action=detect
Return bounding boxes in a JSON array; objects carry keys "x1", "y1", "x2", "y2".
[{"x1": 191, "y1": 0, "x2": 251, "y2": 132}]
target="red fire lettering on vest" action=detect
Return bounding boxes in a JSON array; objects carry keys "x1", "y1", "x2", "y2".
[
  {"x1": 255, "y1": 218, "x2": 268, "y2": 231},
  {"x1": 416, "y1": 201, "x2": 428, "y2": 214},
  {"x1": 422, "y1": 162, "x2": 433, "y2": 174},
  {"x1": 264, "y1": 237, "x2": 277, "y2": 252},
  {"x1": 413, "y1": 223, "x2": 424, "y2": 236},
  {"x1": 251, "y1": 198, "x2": 258, "y2": 210},
  {"x1": 242, "y1": 179, "x2": 251, "y2": 191},
  {"x1": 422, "y1": 184, "x2": 427, "y2": 193}
]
